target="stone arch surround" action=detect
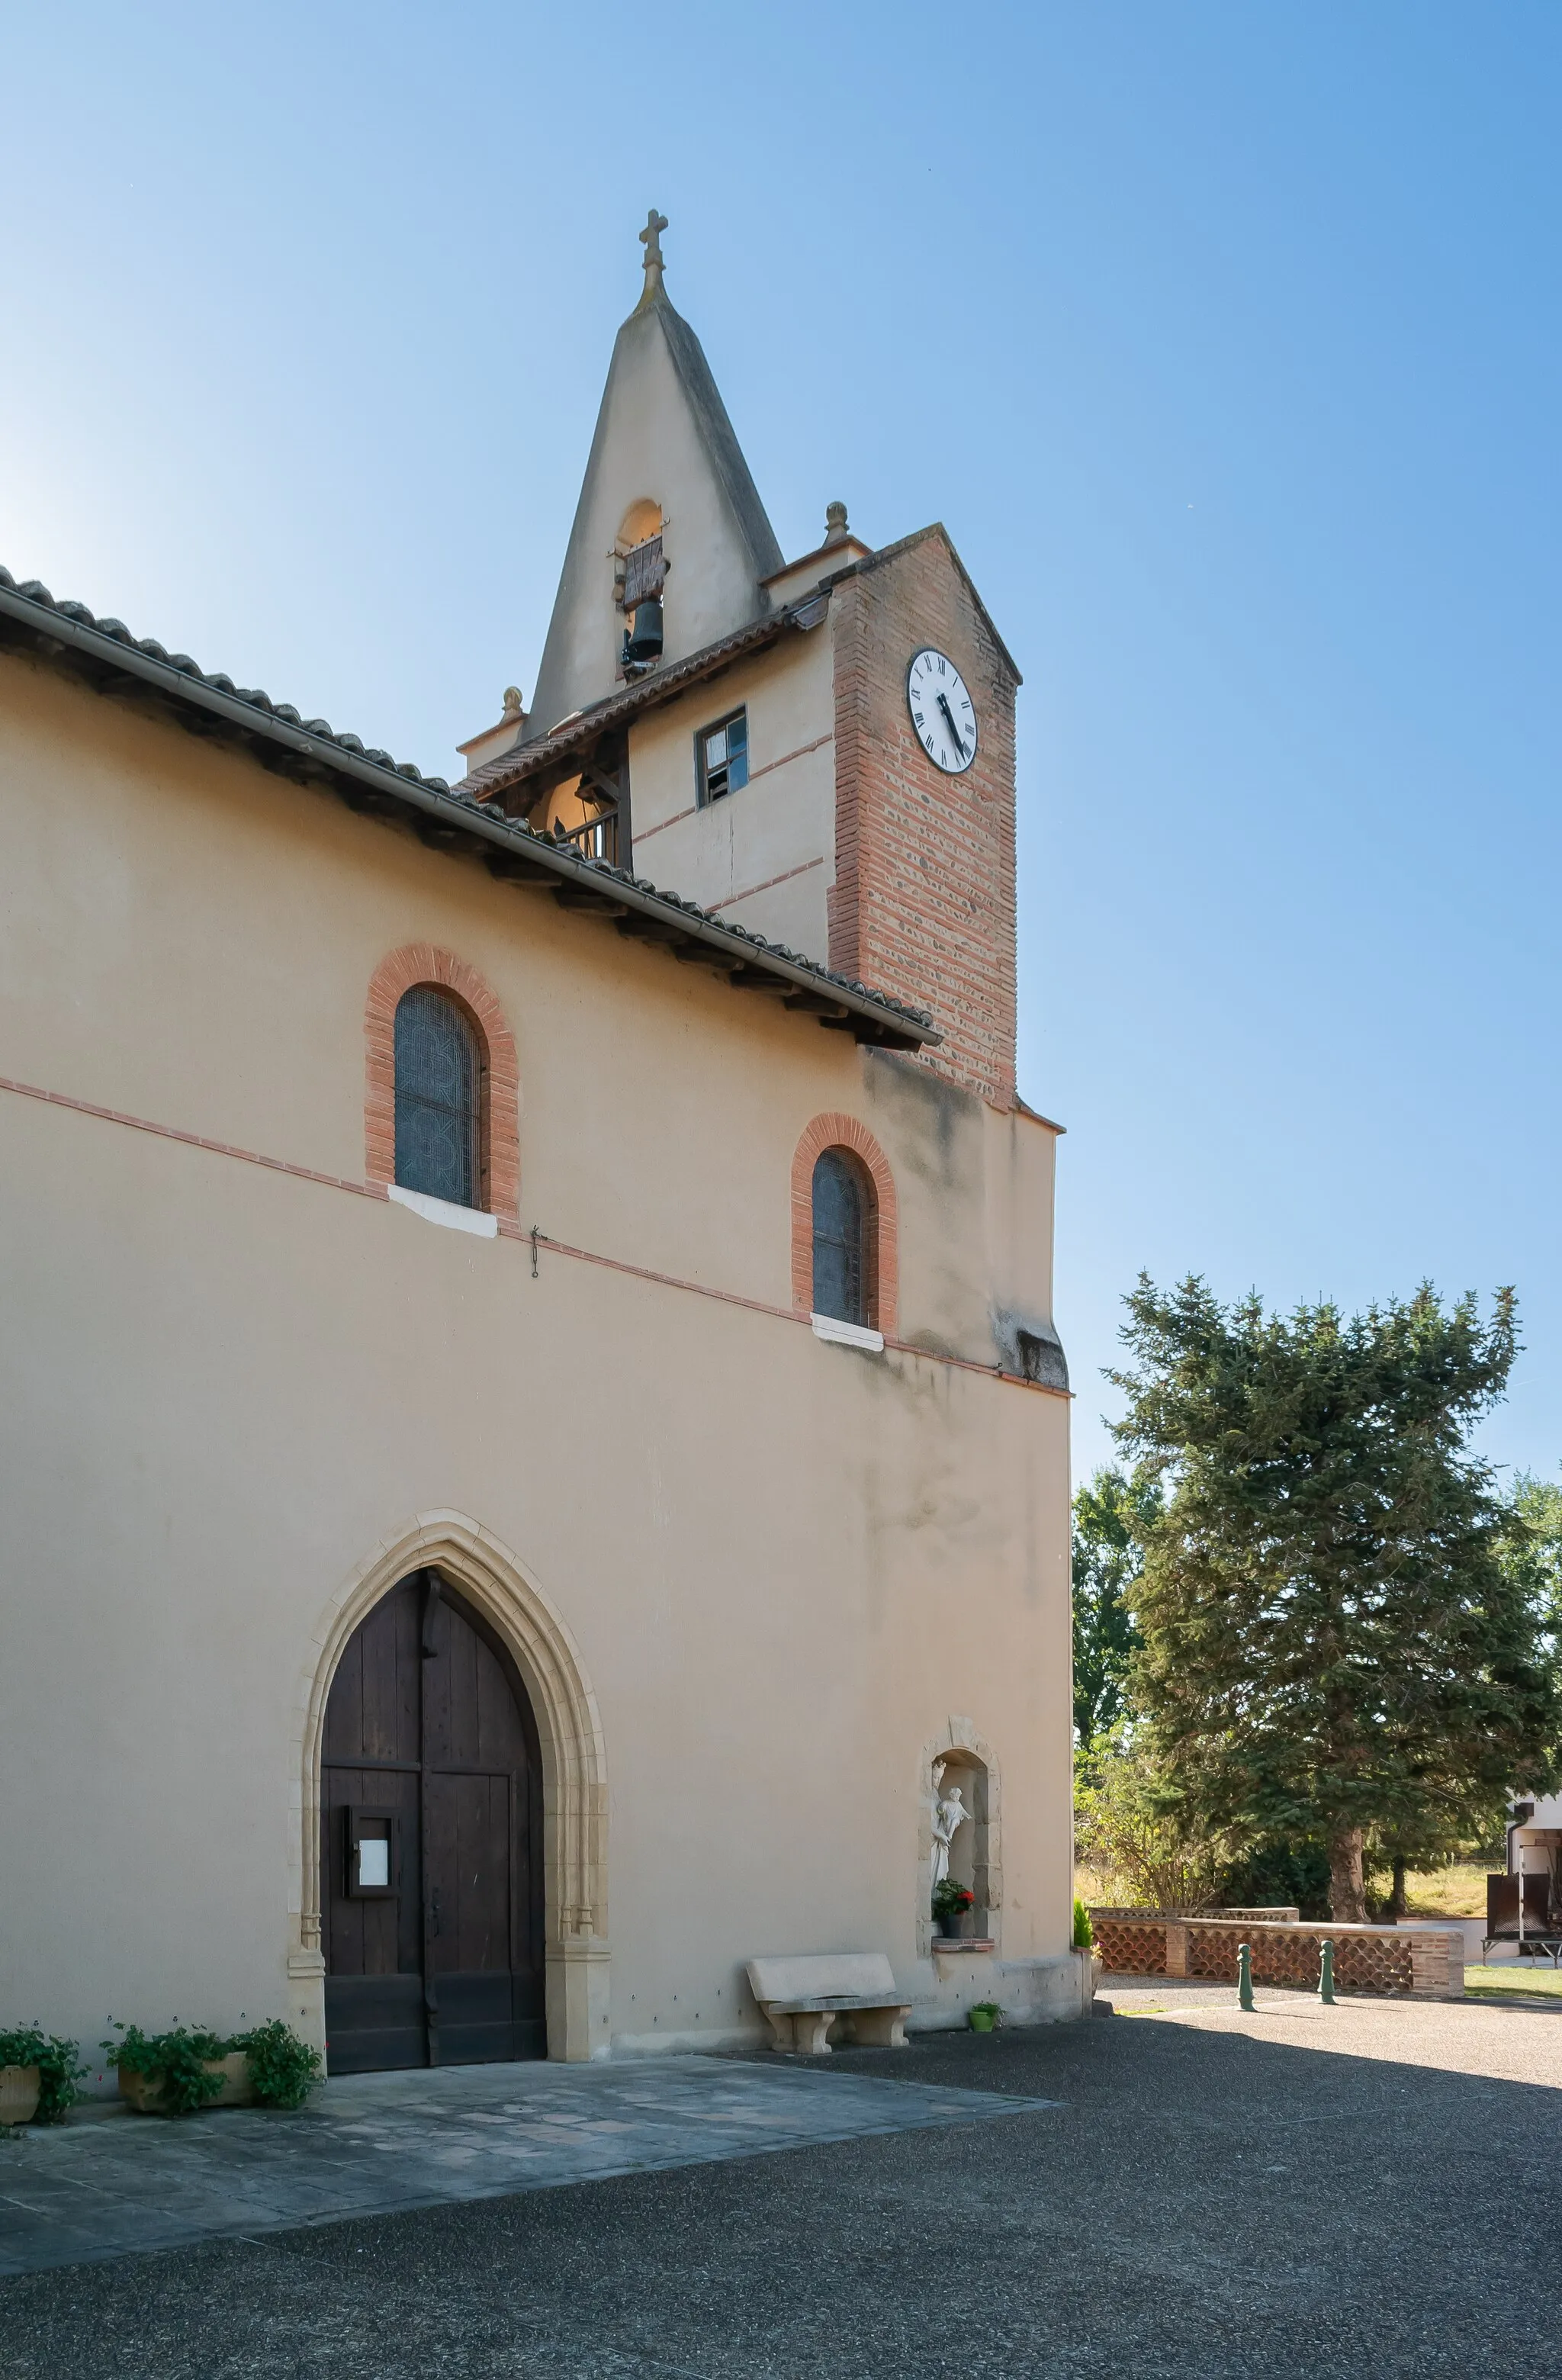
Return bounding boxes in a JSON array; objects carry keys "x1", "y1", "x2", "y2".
[
  {"x1": 293, "y1": 1512, "x2": 609, "y2": 2063},
  {"x1": 918, "y1": 1716, "x2": 1003, "y2": 1958}
]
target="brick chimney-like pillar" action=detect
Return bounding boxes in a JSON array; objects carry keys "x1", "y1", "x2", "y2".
[{"x1": 828, "y1": 529, "x2": 1018, "y2": 1109}]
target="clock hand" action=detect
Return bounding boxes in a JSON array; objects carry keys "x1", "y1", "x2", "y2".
[{"x1": 937, "y1": 692, "x2": 966, "y2": 758}]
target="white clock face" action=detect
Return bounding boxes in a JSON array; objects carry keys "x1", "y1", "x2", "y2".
[{"x1": 906, "y1": 649, "x2": 978, "y2": 775}]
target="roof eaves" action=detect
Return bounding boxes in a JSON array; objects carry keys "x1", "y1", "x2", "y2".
[
  {"x1": 760, "y1": 535, "x2": 873, "y2": 587},
  {"x1": 0, "y1": 568, "x2": 934, "y2": 1051},
  {"x1": 460, "y1": 590, "x2": 829, "y2": 802}
]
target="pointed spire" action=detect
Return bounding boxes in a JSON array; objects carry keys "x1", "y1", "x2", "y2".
[
  {"x1": 635, "y1": 208, "x2": 669, "y2": 312},
  {"x1": 526, "y1": 217, "x2": 783, "y2": 733}
]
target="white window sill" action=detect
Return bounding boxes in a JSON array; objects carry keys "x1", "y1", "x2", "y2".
[
  {"x1": 388, "y1": 1183, "x2": 498, "y2": 1238},
  {"x1": 811, "y1": 1312, "x2": 885, "y2": 1353}
]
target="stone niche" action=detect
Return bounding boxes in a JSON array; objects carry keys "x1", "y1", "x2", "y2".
[{"x1": 935, "y1": 1751, "x2": 993, "y2": 1936}]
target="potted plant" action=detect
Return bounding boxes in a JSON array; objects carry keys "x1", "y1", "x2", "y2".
[
  {"x1": 236, "y1": 2020, "x2": 323, "y2": 2111},
  {"x1": 967, "y1": 2000, "x2": 1003, "y2": 2034},
  {"x1": 932, "y1": 1880, "x2": 976, "y2": 1938},
  {"x1": 105, "y1": 2020, "x2": 321, "y2": 2118},
  {"x1": 1073, "y1": 1896, "x2": 1102, "y2": 2002},
  {"x1": 107, "y1": 2025, "x2": 248, "y2": 2117},
  {"x1": 0, "y1": 2028, "x2": 83, "y2": 2128}
]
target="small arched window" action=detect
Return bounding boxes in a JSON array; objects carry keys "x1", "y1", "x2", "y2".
[
  {"x1": 791, "y1": 1114, "x2": 896, "y2": 1336},
  {"x1": 394, "y1": 987, "x2": 480, "y2": 1208},
  {"x1": 812, "y1": 1150, "x2": 868, "y2": 1326}
]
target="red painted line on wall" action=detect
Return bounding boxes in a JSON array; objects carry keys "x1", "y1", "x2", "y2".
[
  {"x1": 708, "y1": 856, "x2": 825, "y2": 913},
  {"x1": 528, "y1": 1230, "x2": 1065, "y2": 1393},
  {"x1": 632, "y1": 732, "x2": 837, "y2": 847},
  {"x1": 628, "y1": 799, "x2": 700, "y2": 844},
  {"x1": 0, "y1": 1069, "x2": 386, "y2": 1201},
  {"x1": 525, "y1": 1231, "x2": 799, "y2": 1323},
  {"x1": 744, "y1": 730, "x2": 835, "y2": 786},
  {"x1": 0, "y1": 1070, "x2": 1067, "y2": 1399}
]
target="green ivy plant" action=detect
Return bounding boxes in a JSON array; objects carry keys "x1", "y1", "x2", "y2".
[
  {"x1": 104, "y1": 2020, "x2": 322, "y2": 2117},
  {"x1": 235, "y1": 2021, "x2": 322, "y2": 2111},
  {"x1": 104, "y1": 2024, "x2": 230, "y2": 2118},
  {"x1": 0, "y1": 2028, "x2": 85, "y2": 2124}
]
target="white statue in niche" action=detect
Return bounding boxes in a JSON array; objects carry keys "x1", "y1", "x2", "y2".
[{"x1": 930, "y1": 1762, "x2": 970, "y2": 1886}]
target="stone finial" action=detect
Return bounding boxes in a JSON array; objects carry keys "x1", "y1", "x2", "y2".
[
  {"x1": 637, "y1": 208, "x2": 669, "y2": 307},
  {"x1": 501, "y1": 686, "x2": 524, "y2": 721},
  {"x1": 824, "y1": 500, "x2": 850, "y2": 547}
]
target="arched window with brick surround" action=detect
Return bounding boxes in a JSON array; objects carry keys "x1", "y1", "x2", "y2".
[
  {"x1": 812, "y1": 1150, "x2": 867, "y2": 1325},
  {"x1": 790, "y1": 1114, "x2": 898, "y2": 1338},
  {"x1": 395, "y1": 989, "x2": 479, "y2": 1207},
  {"x1": 365, "y1": 945, "x2": 520, "y2": 1219}
]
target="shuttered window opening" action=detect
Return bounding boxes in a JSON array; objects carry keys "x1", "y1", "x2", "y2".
[
  {"x1": 696, "y1": 708, "x2": 748, "y2": 805},
  {"x1": 622, "y1": 535, "x2": 666, "y2": 610}
]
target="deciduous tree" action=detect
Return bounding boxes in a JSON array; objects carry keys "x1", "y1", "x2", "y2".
[
  {"x1": 1071, "y1": 1466, "x2": 1159, "y2": 1745},
  {"x1": 1074, "y1": 1721, "x2": 1238, "y2": 1911}
]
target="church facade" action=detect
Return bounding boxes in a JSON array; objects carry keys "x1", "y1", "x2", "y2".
[{"x1": 0, "y1": 220, "x2": 1078, "y2": 2072}]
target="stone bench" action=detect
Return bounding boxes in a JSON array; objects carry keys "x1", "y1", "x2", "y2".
[{"x1": 746, "y1": 1953, "x2": 912, "y2": 2053}]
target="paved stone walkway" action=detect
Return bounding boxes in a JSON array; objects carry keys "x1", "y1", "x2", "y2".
[{"x1": 0, "y1": 2054, "x2": 1054, "y2": 2276}]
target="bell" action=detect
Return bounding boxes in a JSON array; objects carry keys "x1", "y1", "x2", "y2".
[{"x1": 624, "y1": 598, "x2": 664, "y2": 663}]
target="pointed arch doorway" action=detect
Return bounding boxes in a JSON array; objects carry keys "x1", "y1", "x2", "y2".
[{"x1": 321, "y1": 1569, "x2": 545, "y2": 2072}]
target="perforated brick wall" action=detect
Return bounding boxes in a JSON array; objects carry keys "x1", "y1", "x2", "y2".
[{"x1": 1090, "y1": 1913, "x2": 1462, "y2": 1999}]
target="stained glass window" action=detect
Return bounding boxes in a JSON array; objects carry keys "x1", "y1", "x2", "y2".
[
  {"x1": 394, "y1": 988, "x2": 479, "y2": 1208},
  {"x1": 812, "y1": 1149, "x2": 866, "y2": 1326}
]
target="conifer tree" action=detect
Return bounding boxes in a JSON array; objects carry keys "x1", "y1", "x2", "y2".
[
  {"x1": 1110, "y1": 1277, "x2": 1560, "y2": 1922},
  {"x1": 1501, "y1": 1469, "x2": 1562, "y2": 1661}
]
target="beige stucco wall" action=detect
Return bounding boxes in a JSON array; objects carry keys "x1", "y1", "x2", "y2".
[
  {"x1": 0, "y1": 650, "x2": 1073, "y2": 2069},
  {"x1": 626, "y1": 626, "x2": 836, "y2": 962}
]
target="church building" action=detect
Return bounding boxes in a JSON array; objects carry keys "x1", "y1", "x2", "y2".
[{"x1": 0, "y1": 217, "x2": 1078, "y2": 2071}]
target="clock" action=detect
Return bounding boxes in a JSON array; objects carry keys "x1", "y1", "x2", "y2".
[{"x1": 906, "y1": 648, "x2": 978, "y2": 775}]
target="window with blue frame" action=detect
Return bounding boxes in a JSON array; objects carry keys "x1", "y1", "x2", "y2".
[{"x1": 696, "y1": 709, "x2": 748, "y2": 804}]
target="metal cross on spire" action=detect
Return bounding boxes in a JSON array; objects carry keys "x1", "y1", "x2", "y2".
[{"x1": 638, "y1": 208, "x2": 669, "y2": 306}]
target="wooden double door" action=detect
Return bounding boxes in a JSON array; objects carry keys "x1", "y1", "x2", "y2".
[{"x1": 322, "y1": 1571, "x2": 545, "y2": 2072}]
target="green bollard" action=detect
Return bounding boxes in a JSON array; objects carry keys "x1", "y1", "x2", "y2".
[
  {"x1": 1319, "y1": 1940, "x2": 1335, "y2": 2005},
  {"x1": 1237, "y1": 1941, "x2": 1255, "y2": 2012}
]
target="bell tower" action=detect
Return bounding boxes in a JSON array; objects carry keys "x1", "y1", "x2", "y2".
[
  {"x1": 459, "y1": 217, "x2": 1019, "y2": 1114},
  {"x1": 523, "y1": 212, "x2": 783, "y2": 739}
]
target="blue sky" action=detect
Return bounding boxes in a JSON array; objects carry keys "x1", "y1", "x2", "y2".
[{"x1": 2, "y1": 5, "x2": 1557, "y2": 1487}]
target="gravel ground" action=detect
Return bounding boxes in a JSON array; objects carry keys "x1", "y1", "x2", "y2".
[{"x1": 2, "y1": 1986, "x2": 1557, "y2": 2379}]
